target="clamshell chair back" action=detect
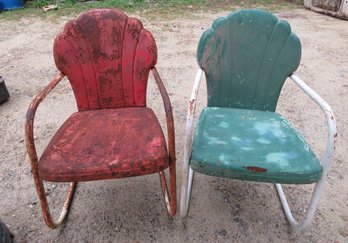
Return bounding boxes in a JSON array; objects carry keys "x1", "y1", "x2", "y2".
[
  {"x1": 192, "y1": 9, "x2": 320, "y2": 184},
  {"x1": 25, "y1": 9, "x2": 176, "y2": 229},
  {"x1": 180, "y1": 9, "x2": 337, "y2": 232},
  {"x1": 197, "y1": 9, "x2": 301, "y2": 111},
  {"x1": 54, "y1": 9, "x2": 157, "y2": 111}
]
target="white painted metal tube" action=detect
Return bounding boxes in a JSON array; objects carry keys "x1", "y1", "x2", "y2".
[
  {"x1": 56, "y1": 208, "x2": 68, "y2": 226},
  {"x1": 290, "y1": 74, "x2": 337, "y2": 173},
  {"x1": 180, "y1": 68, "x2": 203, "y2": 217},
  {"x1": 275, "y1": 74, "x2": 337, "y2": 231},
  {"x1": 187, "y1": 167, "x2": 194, "y2": 208}
]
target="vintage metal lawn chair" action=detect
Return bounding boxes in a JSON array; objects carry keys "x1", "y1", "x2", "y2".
[
  {"x1": 180, "y1": 9, "x2": 337, "y2": 231},
  {"x1": 25, "y1": 9, "x2": 176, "y2": 229}
]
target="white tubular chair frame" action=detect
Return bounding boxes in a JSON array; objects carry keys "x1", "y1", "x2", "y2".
[
  {"x1": 180, "y1": 68, "x2": 203, "y2": 217},
  {"x1": 275, "y1": 74, "x2": 337, "y2": 231},
  {"x1": 180, "y1": 71, "x2": 337, "y2": 231}
]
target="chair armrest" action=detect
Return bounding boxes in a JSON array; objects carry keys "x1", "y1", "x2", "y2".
[
  {"x1": 180, "y1": 68, "x2": 203, "y2": 216},
  {"x1": 25, "y1": 73, "x2": 65, "y2": 166},
  {"x1": 290, "y1": 74, "x2": 337, "y2": 175},
  {"x1": 184, "y1": 68, "x2": 204, "y2": 153},
  {"x1": 151, "y1": 67, "x2": 176, "y2": 164}
]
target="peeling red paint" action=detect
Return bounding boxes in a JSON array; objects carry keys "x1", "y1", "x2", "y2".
[
  {"x1": 53, "y1": 9, "x2": 157, "y2": 111},
  {"x1": 25, "y1": 9, "x2": 177, "y2": 228},
  {"x1": 189, "y1": 99, "x2": 195, "y2": 114},
  {"x1": 39, "y1": 108, "x2": 169, "y2": 182},
  {"x1": 244, "y1": 166, "x2": 267, "y2": 173}
]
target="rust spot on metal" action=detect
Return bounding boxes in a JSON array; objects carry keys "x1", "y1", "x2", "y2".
[
  {"x1": 333, "y1": 132, "x2": 338, "y2": 150},
  {"x1": 244, "y1": 166, "x2": 267, "y2": 173},
  {"x1": 189, "y1": 99, "x2": 195, "y2": 113},
  {"x1": 327, "y1": 109, "x2": 335, "y2": 121},
  {"x1": 56, "y1": 56, "x2": 68, "y2": 67},
  {"x1": 128, "y1": 20, "x2": 142, "y2": 39},
  {"x1": 54, "y1": 9, "x2": 157, "y2": 111},
  {"x1": 26, "y1": 9, "x2": 177, "y2": 229},
  {"x1": 151, "y1": 67, "x2": 177, "y2": 215}
]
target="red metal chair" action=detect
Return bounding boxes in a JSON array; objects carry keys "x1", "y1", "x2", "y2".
[{"x1": 25, "y1": 9, "x2": 176, "y2": 229}]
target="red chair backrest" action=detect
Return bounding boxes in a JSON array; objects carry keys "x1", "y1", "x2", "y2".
[{"x1": 54, "y1": 9, "x2": 157, "y2": 111}]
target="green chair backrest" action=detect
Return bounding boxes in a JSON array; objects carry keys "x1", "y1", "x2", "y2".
[{"x1": 197, "y1": 9, "x2": 301, "y2": 111}]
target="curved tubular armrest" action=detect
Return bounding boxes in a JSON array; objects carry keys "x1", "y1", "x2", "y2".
[
  {"x1": 151, "y1": 67, "x2": 176, "y2": 163},
  {"x1": 25, "y1": 73, "x2": 65, "y2": 166},
  {"x1": 275, "y1": 74, "x2": 338, "y2": 231},
  {"x1": 151, "y1": 67, "x2": 177, "y2": 216},
  {"x1": 184, "y1": 68, "x2": 204, "y2": 164},
  {"x1": 290, "y1": 74, "x2": 337, "y2": 174},
  {"x1": 180, "y1": 68, "x2": 203, "y2": 216},
  {"x1": 24, "y1": 73, "x2": 77, "y2": 229}
]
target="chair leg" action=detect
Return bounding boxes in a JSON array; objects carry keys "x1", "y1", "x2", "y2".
[
  {"x1": 34, "y1": 178, "x2": 77, "y2": 229},
  {"x1": 159, "y1": 162, "x2": 177, "y2": 216},
  {"x1": 186, "y1": 168, "x2": 194, "y2": 210},
  {"x1": 275, "y1": 177, "x2": 325, "y2": 231},
  {"x1": 180, "y1": 165, "x2": 195, "y2": 217},
  {"x1": 180, "y1": 142, "x2": 193, "y2": 217}
]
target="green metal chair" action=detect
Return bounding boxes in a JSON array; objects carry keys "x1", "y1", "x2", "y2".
[{"x1": 180, "y1": 9, "x2": 337, "y2": 231}]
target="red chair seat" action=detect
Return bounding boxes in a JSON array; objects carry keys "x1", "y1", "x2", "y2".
[{"x1": 39, "y1": 108, "x2": 169, "y2": 182}]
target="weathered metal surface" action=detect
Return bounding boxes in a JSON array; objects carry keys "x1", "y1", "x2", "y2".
[
  {"x1": 244, "y1": 166, "x2": 267, "y2": 173},
  {"x1": 275, "y1": 74, "x2": 337, "y2": 231},
  {"x1": 190, "y1": 107, "x2": 322, "y2": 184},
  {"x1": 25, "y1": 9, "x2": 177, "y2": 228},
  {"x1": 54, "y1": 9, "x2": 157, "y2": 111},
  {"x1": 152, "y1": 67, "x2": 176, "y2": 216},
  {"x1": 181, "y1": 10, "x2": 338, "y2": 231},
  {"x1": 39, "y1": 108, "x2": 169, "y2": 182},
  {"x1": 197, "y1": 9, "x2": 301, "y2": 111},
  {"x1": 180, "y1": 68, "x2": 203, "y2": 217},
  {"x1": 25, "y1": 73, "x2": 77, "y2": 229}
]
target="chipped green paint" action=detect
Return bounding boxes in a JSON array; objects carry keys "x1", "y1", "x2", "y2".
[
  {"x1": 190, "y1": 108, "x2": 321, "y2": 184},
  {"x1": 197, "y1": 9, "x2": 301, "y2": 111}
]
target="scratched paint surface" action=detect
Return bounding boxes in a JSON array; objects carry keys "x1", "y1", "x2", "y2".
[
  {"x1": 53, "y1": 9, "x2": 157, "y2": 111},
  {"x1": 197, "y1": 9, "x2": 301, "y2": 111},
  {"x1": 190, "y1": 107, "x2": 321, "y2": 184},
  {"x1": 39, "y1": 108, "x2": 169, "y2": 182}
]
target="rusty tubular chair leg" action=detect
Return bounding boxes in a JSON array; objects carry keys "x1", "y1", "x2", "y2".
[
  {"x1": 25, "y1": 73, "x2": 77, "y2": 228},
  {"x1": 159, "y1": 162, "x2": 177, "y2": 216},
  {"x1": 152, "y1": 67, "x2": 177, "y2": 216},
  {"x1": 34, "y1": 179, "x2": 76, "y2": 229}
]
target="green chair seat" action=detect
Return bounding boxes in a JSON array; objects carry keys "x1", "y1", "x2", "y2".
[{"x1": 190, "y1": 107, "x2": 322, "y2": 184}]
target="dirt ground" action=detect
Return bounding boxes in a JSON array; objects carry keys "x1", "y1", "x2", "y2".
[{"x1": 0, "y1": 7, "x2": 347, "y2": 242}]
